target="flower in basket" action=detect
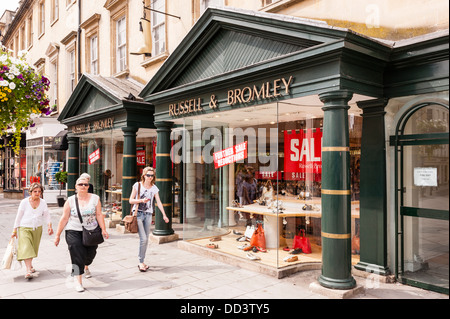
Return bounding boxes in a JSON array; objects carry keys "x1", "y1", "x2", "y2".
[{"x1": 0, "y1": 47, "x2": 54, "y2": 154}]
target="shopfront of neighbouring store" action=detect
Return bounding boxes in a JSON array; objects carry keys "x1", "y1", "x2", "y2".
[
  {"x1": 140, "y1": 7, "x2": 448, "y2": 293},
  {"x1": 57, "y1": 74, "x2": 157, "y2": 220}
]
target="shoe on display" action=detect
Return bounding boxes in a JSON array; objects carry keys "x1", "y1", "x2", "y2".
[
  {"x1": 243, "y1": 245, "x2": 254, "y2": 251},
  {"x1": 283, "y1": 255, "x2": 298, "y2": 262},
  {"x1": 290, "y1": 248, "x2": 302, "y2": 254},
  {"x1": 246, "y1": 253, "x2": 261, "y2": 261},
  {"x1": 256, "y1": 246, "x2": 267, "y2": 253},
  {"x1": 233, "y1": 230, "x2": 243, "y2": 236},
  {"x1": 238, "y1": 244, "x2": 250, "y2": 250},
  {"x1": 206, "y1": 243, "x2": 218, "y2": 249}
]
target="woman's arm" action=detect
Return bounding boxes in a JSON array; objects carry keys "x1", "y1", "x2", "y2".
[
  {"x1": 95, "y1": 199, "x2": 109, "y2": 239},
  {"x1": 54, "y1": 200, "x2": 71, "y2": 246},
  {"x1": 154, "y1": 192, "x2": 169, "y2": 223},
  {"x1": 11, "y1": 200, "x2": 26, "y2": 238}
]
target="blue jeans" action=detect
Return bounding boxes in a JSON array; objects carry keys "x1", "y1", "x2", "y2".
[{"x1": 137, "y1": 211, "x2": 152, "y2": 263}]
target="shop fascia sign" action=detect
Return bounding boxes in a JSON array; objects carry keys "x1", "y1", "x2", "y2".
[
  {"x1": 168, "y1": 75, "x2": 294, "y2": 117},
  {"x1": 70, "y1": 117, "x2": 114, "y2": 134}
]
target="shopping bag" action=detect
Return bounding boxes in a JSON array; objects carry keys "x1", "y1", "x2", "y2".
[
  {"x1": 250, "y1": 223, "x2": 266, "y2": 249},
  {"x1": 1, "y1": 239, "x2": 15, "y2": 270}
]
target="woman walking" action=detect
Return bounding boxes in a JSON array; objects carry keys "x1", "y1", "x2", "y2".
[
  {"x1": 129, "y1": 167, "x2": 169, "y2": 272},
  {"x1": 11, "y1": 183, "x2": 53, "y2": 279},
  {"x1": 54, "y1": 176, "x2": 109, "y2": 292}
]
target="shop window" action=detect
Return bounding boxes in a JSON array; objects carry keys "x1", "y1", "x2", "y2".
[{"x1": 178, "y1": 100, "x2": 362, "y2": 268}]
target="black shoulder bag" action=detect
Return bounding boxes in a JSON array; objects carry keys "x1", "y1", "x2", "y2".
[{"x1": 75, "y1": 195, "x2": 104, "y2": 246}]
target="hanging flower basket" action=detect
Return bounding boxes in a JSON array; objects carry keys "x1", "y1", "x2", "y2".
[{"x1": 0, "y1": 47, "x2": 53, "y2": 154}]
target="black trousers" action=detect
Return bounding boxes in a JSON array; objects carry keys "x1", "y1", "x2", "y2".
[{"x1": 65, "y1": 230, "x2": 98, "y2": 276}]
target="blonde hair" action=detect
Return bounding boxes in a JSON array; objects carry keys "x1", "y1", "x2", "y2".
[
  {"x1": 29, "y1": 182, "x2": 44, "y2": 194},
  {"x1": 75, "y1": 176, "x2": 89, "y2": 186},
  {"x1": 141, "y1": 167, "x2": 155, "y2": 185}
]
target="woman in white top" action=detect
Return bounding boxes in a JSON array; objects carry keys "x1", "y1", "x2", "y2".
[
  {"x1": 11, "y1": 183, "x2": 53, "y2": 279},
  {"x1": 129, "y1": 167, "x2": 169, "y2": 272},
  {"x1": 54, "y1": 176, "x2": 109, "y2": 292}
]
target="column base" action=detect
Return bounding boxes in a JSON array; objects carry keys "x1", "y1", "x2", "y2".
[
  {"x1": 149, "y1": 233, "x2": 179, "y2": 244},
  {"x1": 318, "y1": 274, "x2": 356, "y2": 290},
  {"x1": 354, "y1": 261, "x2": 391, "y2": 276}
]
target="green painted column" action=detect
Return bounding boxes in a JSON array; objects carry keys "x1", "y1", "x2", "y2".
[
  {"x1": 121, "y1": 126, "x2": 138, "y2": 219},
  {"x1": 153, "y1": 121, "x2": 174, "y2": 236},
  {"x1": 318, "y1": 90, "x2": 356, "y2": 290},
  {"x1": 67, "y1": 135, "x2": 80, "y2": 197},
  {"x1": 354, "y1": 99, "x2": 390, "y2": 275}
]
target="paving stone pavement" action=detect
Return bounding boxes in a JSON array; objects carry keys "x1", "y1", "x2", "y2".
[{"x1": 0, "y1": 194, "x2": 448, "y2": 304}]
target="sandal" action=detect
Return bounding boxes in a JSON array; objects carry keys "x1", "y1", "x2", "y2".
[
  {"x1": 25, "y1": 272, "x2": 33, "y2": 280},
  {"x1": 206, "y1": 243, "x2": 218, "y2": 249},
  {"x1": 256, "y1": 246, "x2": 267, "y2": 253},
  {"x1": 138, "y1": 264, "x2": 148, "y2": 272}
]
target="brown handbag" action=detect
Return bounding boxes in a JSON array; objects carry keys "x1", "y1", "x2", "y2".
[{"x1": 123, "y1": 183, "x2": 140, "y2": 233}]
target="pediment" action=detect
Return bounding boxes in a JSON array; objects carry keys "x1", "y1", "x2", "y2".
[
  {"x1": 58, "y1": 74, "x2": 145, "y2": 123},
  {"x1": 140, "y1": 7, "x2": 350, "y2": 98}
]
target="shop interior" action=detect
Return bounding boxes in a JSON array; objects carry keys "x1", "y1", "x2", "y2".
[
  {"x1": 78, "y1": 128, "x2": 158, "y2": 216},
  {"x1": 174, "y1": 95, "x2": 365, "y2": 269}
]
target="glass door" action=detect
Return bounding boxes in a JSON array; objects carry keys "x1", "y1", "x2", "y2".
[{"x1": 394, "y1": 102, "x2": 449, "y2": 294}]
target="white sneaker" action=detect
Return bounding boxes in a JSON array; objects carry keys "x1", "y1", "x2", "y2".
[
  {"x1": 84, "y1": 268, "x2": 92, "y2": 278},
  {"x1": 74, "y1": 278, "x2": 85, "y2": 292}
]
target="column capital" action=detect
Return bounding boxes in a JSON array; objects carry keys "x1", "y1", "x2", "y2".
[
  {"x1": 155, "y1": 121, "x2": 174, "y2": 131},
  {"x1": 121, "y1": 126, "x2": 139, "y2": 134},
  {"x1": 319, "y1": 90, "x2": 353, "y2": 111},
  {"x1": 357, "y1": 98, "x2": 389, "y2": 118}
]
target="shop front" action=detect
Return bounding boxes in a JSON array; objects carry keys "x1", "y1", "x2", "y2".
[
  {"x1": 1, "y1": 133, "x2": 26, "y2": 198},
  {"x1": 25, "y1": 116, "x2": 68, "y2": 204},
  {"x1": 140, "y1": 7, "x2": 448, "y2": 292},
  {"x1": 57, "y1": 74, "x2": 157, "y2": 220}
]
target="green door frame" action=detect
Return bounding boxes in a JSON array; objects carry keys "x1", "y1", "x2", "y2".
[{"x1": 391, "y1": 101, "x2": 449, "y2": 294}]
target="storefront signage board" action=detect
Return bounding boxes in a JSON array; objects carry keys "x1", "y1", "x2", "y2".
[
  {"x1": 168, "y1": 76, "x2": 294, "y2": 117},
  {"x1": 70, "y1": 117, "x2": 114, "y2": 135},
  {"x1": 88, "y1": 148, "x2": 100, "y2": 165},
  {"x1": 213, "y1": 141, "x2": 248, "y2": 169}
]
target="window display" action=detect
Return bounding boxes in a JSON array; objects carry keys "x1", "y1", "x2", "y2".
[{"x1": 180, "y1": 101, "x2": 362, "y2": 268}]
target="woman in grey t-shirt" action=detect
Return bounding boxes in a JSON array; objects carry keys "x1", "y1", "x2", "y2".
[{"x1": 129, "y1": 167, "x2": 169, "y2": 272}]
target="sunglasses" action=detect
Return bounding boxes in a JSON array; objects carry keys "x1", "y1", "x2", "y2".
[
  {"x1": 145, "y1": 174, "x2": 154, "y2": 177},
  {"x1": 77, "y1": 183, "x2": 89, "y2": 187}
]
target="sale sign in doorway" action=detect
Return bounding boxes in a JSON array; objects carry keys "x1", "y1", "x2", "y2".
[{"x1": 88, "y1": 148, "x2": 100, "y2": 165}]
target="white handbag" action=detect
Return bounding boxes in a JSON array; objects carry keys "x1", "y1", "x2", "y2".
[{"x1": 244, "y1": 225, "x2": 255, "y2": 240}]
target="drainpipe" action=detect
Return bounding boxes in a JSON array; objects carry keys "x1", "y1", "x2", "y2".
[{"x1": 77, "y1": 0, "x2": 82, "y2": 80}]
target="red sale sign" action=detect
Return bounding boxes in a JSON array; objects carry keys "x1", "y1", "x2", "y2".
[
  {"x1": 284, "y1": 128, "x2": 322, "y2": 180},
  {"x1": 136, "y1": 145, "x2": 145, "y2": 166},
  {"x1": 88, "y1": 148, "x2": 100, "y2": 165},
  {"x1": 213, "y1": 142, "x2": 248, "y2": 169}
]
